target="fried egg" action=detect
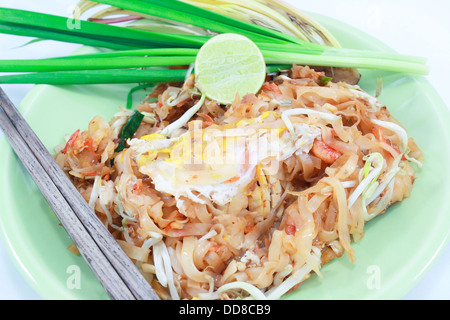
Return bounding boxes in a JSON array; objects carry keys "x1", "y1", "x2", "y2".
[{"x1": 129, "y1": 112, "x2": 320, "y2": 208}]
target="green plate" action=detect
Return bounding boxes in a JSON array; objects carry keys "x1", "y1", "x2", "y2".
[{"x1": 0, "y1": 14, "x2": 449, "y2": 300}]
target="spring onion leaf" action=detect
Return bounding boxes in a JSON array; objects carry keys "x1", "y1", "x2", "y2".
[
  {"x1": 0, "y1": 0, "x2": 430, "y2": 89},
  {"x1": 0, "y1": 68, "x2": 189, "y2": 85},
  {"x1": 115, "y1": 110, "x2": 145, "y2": 152},
  {"x1": 0, "y1": 7, "x2": 209, "y2": 49},
  {"x1": 0, "y1": 56, "x2": 196, "y2": 72},
  {"x1": 318, "y1": 75, "x2": 332, "y2": 86}
]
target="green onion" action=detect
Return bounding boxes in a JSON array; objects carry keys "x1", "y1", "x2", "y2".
[
  {"x1": 0, "y1": 0, "x2": 430, "y2": 87},
  {"x1": 0, "y1": 69, "x2": 189, "y2": 85},
  {"x1": 59, "y1": 48, "x2": 200, "y2": 59},
  {"x1": 0, "y1": 65, "x2": 290, "y2": 85},
  {"x1": 0, "y1": 56, "x2": 196, "y2": 72},
  {"x1": 262, "y1": 50, "x2": 429, "y2": 75},
  {"x1": 115, "y1": 110, "x2": 145, "y2": 152},
  {"x1": 0, "y1": 22, "x2": 136, "y2": 50},
  {"x1": 318, "y1": 75, "x2": 332, "y2": 86},
  {"x1": 0, "y1": 7, "x2": 210, "y2": 49}
]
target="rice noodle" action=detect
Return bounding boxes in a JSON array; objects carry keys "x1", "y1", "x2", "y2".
[{"x1": 55, "y1": 65, "x2": 422, "y2": 300}]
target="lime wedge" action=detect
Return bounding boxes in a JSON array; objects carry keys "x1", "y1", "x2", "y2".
[{"x1": 194, "y1": 33, "x2": 266, "y2": 104}]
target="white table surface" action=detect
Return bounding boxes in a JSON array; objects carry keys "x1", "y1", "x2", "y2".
[{"x1": 0, "y1": 0, "x2": 448, "y2": 300}]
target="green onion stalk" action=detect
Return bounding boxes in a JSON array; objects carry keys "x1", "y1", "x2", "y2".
[{"x1": 0, "y1": 0, "x2": 429, "y2": 86}]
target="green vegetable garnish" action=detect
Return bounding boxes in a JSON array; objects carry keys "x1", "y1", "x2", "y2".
[
  {"x1": 318, "y1": 75, "x2": 332, "y2": 86},
  {"x1": 115, "y1": 110, "x2": 144, "y2": 152},
  {"x1": 0, "y1": 0, "x2": 429, "y2": 86}
]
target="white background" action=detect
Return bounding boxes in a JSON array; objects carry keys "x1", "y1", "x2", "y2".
[{"x1": 0, "y1": 0, "x2": 448, "y2": 299}]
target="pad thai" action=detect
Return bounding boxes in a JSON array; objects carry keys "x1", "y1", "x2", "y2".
[{"x1": 55, "y1": 65, "x2": 423, "y2": 300}]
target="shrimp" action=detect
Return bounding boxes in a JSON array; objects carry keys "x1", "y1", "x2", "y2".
[
  {"x1": 61, "y1": 116, "x2": 114, "y2": 178},
  {"x1": 311, "y1": 139, "x2": 342, "y2": 164}
]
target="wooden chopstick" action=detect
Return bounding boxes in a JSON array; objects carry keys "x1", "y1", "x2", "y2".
[{"x1": 0, "y1": 87, "x2": 159, "y2": 300}]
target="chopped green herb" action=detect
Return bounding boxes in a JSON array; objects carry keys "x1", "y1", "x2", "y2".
[
  {"x1": 115, "y1": 110, "x2": 144, "y2": 152},
  {"x1": 318, "y1": 75, "x2": 333, "y2": 86}
]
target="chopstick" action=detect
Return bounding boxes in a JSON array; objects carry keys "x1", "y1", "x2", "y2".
[{"x1": 0, "y1": 87, "x2": 159, "y2": 300}]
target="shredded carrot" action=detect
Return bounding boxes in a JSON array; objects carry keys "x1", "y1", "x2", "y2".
[
  {"x1": 224, "y1": 175, "x2": 240, "y2": 183},
  {"x1": 291, "y1": 281, "x2": 303, "y2": 291}
]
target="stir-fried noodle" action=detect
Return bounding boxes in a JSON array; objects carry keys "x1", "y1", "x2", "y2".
[{"x1": 55, "y1": 65, "x2": 422, "y2": 300}]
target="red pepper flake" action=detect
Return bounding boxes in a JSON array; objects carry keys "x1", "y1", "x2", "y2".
[
  {"x1": 132, "y1": 180, "x2": 143, "y2": 195},
  {"x1": 198, "y1": 113, "x2": 217, "y2": 127},
  {"x1": 244, "y1": 224, "x2": 256, "y2": 234},
  {"x1": 208, "y1": 245, "x2": 220, "y2": 253},
  {"x1": 62, "y1": 129, "x2": 80, "y2": 154}
]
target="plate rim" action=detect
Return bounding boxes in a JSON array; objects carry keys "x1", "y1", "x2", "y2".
[{"x1": 0, "y1": 12, "x2": 449, "y2": 300}]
